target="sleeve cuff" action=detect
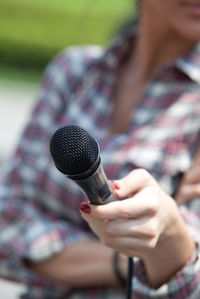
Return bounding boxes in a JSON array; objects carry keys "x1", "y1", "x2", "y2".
[
  {"x1": 23, "y1": 220, "x2": 93, "y2": 263},
  {"x1": 4, "y1": 220, "x2": 94, "y2": 298},
  {"x1": 132, "y1": 243, "x2": 200, "y2": 298}
]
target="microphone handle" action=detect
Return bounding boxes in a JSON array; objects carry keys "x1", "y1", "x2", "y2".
[{"x1": 71, "y1": 163, "x2": 117, "y2": 205}]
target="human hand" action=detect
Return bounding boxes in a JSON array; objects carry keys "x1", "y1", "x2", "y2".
[
  {"x1": 175, "y1": 150, "x2": 200, "y2": 205},
  {"x1": 80, "y1": 169, "x2": 181, "y2": 259}
]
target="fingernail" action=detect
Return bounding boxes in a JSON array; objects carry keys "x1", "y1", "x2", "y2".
[
  {"x1": 79, "y1": 203, "x2": 91, "y2": 214},
  {"x1": 110, "y1": 180, "x2": 120, "y2": 190}
]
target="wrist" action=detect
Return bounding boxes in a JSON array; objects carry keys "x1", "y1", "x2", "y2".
[{"x1": 143, "y1": 203, "x2": 195, "y2": 287}]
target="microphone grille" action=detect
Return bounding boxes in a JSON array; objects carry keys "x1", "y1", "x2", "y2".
[{"x1": 50, "y1": 124, "x2": 99, "y2": 176}]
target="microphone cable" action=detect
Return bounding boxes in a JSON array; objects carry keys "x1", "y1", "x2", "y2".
[{"x1": 126, "y1": 257, "x2": 134, "y2": 299}]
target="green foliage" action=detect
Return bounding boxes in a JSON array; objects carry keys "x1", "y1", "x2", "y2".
[{"x1": 0, "y1": 0, "x2": 134, "y2": 71}]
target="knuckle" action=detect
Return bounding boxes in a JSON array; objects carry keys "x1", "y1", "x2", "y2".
[
  {"x1": 143, "y1": 237, "x2": 157, "y2": 252},
  {"x1": 120, "y1": 206, "x2": 131, "y2": 219},
  {"x1": 146, "y1": 227, "x2": 156, "y2": 238},
  {"x1": 145, "y1": 221, "x2": 158, "y2": 238},
  {"x1": 136, "y1": 168, "x2": 151, "y2": 180},
  {"x1": 147, "y1": 198, "x2": 159, "y2": 215},
  {"x1": 144, "y1": 238, "x2": 157, "y2": 250},
  {"x1": 135, "y1": 168, "x2": 156, "y2": 186}
]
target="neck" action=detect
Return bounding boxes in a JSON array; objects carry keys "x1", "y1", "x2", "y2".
[{"x1": 128, "y1": 8, "x2": 196, "y2": 83}]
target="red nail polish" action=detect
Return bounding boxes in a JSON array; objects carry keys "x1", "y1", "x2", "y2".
[
  {"x1": 110, "y1": 180, "x2": 120, "y2": 190},
  {"x1": 79, "y1": 203, "x2": 91, "y2": 214}
]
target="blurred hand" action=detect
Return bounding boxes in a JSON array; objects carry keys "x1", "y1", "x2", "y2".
[
  {"x1": 175, "y1": 149, "x2": 200, "y2": 205},
  {"x1": 80, "y1": 169, "x2": 182, "y2": 259}
]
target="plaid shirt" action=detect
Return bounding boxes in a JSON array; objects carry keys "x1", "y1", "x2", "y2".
[{"x1": 1, "y1": 26, "x2": 200, "y2": 298}]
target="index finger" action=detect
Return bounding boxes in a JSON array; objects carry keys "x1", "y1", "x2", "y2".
[
  {"x1": 82, "y1": 186, "x2": 158, "y2": 221},
  {"x1": 114, "y1": 168, "x2": 156, "y2": 200}
]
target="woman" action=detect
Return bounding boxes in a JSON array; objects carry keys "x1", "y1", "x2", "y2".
[
  {"x1": 80, "y1": 1, "x2": 200, "y2": 297},
  {"x1": 1, "y1": 0, "x2": 200, "y2": 298}
]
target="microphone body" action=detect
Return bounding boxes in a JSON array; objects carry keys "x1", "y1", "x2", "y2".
[
  {"x1": 50, "y1": 124, "x2": 133, "y2": 299},
  {"x1": 50, "y1": 124, "x2": 117, "y2": 205},
  {"x1": 73, "y1": 163, "x2": 116, "y2": 205}
]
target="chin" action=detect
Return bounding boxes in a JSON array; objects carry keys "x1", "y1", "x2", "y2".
[
  {"x1": 183, "y1": 30, "x2": 200, "y2": 43},
  {"x1": 176, "y1": 23, "x2": 200, "y2": 42}
]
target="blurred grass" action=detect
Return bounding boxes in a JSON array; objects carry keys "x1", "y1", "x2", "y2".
[
  {"x1": 0, "y1": 0, "x2": 135, "y2": 82},
  {"x1": 0, "y1": 65, "x2": 41, "y2": 84}
]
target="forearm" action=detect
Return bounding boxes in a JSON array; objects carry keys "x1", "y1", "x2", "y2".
[{"x1": 26, "y1": 239, "x2": 124, "y2": 288}]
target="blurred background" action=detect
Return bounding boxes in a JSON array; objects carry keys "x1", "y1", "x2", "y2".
[{"x1": 0, "y1": 0, "x2": 134, "y2": 297}]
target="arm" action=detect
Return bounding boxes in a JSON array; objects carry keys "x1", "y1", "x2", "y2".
[
  {"x1": 27, "y1": 238, "x2": 127, "y2": 288},
  {"x1": 0, "y1": 48, "x2": 127, "y2": 293},
  {"x1": 80, "y1": 169, "x2": 196, "y2": 291}
]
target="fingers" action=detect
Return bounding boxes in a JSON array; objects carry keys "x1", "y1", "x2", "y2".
[
  {"x1": 80, "y1": 187, "x2": 159, "y2": 221},
  {"x1": 175, "y1": 158, "x2": 200, "y2": 204},
  {"x1": 114, "y1": 168, "x2": 156, "y2": 200},
  {"x1": 80, "y1": 215, "x2": 159, "y2": 257},
  {"x1": 174, "y1": 148, "x2": 200, "y2": 205},
  {"x1": 79, "y1": 169, "x2": 169, "y2": 259},
  {"x1": 176, "y1": 184, "x2": 200, "y2": 205},
  {"x1": 101, "y1": 217, "x2": 160, "y2": 240},
  {"x1": 183, "y1": 164, "x2": 200, "y2": 185},
  {"x1": 102, "y1": 235, "x2": 158, "y2": 254}
]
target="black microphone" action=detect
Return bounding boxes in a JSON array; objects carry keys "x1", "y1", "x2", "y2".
[
  {"x1": 49, "y1": 124, "x2": 117, "y2": 205},
  {"x1": 50, "y1": 124, "x2": 133, "y2": 299}
]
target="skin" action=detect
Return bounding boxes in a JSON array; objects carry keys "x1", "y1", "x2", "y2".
[
  {"x1": 81, "y1": 170, "x2": 195, "y2": 287},
  {"x1": 28, "y1": 239, "x2": 122, "y2": 287},
  {"x1": 175, "y1": 149, "x2": 200, "y2": 205},
  {"x1": 81, "y1": 0, "x2": 200, "y2": 288},
  {"x1": 29, "y1": 0, "x2": 200, "y2": 289},
  {"x1": 110, "y1": 0, "x2": 200, "y2": 135}
]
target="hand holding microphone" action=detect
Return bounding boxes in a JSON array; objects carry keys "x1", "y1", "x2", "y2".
[
  {"x1": 50, "y1": 124, "x2": 132, "y2": 294},
  {"x1": 50, "y1": 124, "x2": 129, "y2": 291},
  {"x1": 79, "y1": 168, "x2": 195, "y2": 288},
  {"x1": 49, "y1": 124, "x2": 195, "y2": 290}
]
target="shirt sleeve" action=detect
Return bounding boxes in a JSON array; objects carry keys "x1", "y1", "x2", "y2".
[
  {"x1": 132, "y1": 204, "x2": 200, "y2": 298},
  {"x1": 0, "y1": 49, "x2": 93, "y2": 295}
]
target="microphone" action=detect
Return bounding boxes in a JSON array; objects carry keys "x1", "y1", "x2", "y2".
[
  {"x1": 49, "y1": 124, "x2": 117, "y2": 205},
  {"x1": 50, "y1": 124, "x2": 133, "y2": 299}
]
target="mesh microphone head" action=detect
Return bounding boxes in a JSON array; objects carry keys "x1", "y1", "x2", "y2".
[{"x1": 50, "y1": 124, "x2": 100, "y2": 178}]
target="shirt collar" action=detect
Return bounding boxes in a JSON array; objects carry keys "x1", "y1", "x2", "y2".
[
  {"x1": 175, "y1": 43, "x2": 200, "y2": 84},
  {"x1": 102, "y1": 25, "x2": 137, "y2": 70}
]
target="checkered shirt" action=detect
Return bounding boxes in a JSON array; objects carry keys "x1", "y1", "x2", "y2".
[{"x1": 1, "y1": 25, "x2": 200, "y2": 298}]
